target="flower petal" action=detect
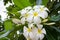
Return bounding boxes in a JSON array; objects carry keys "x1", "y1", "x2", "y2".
[
  {"x1": 21, "y1": 17, "x2": 25, "y2": 24},
  {"x1": 39, "y1": 34, "x2": 44, "y2": 40},
  {"x1": 42, "y1": 28, "x2": 46, "y2": 34},
  {"x1": 37, "y1": 24, "x2": 43, "y2": 29},
  {"x1": 39, "y1": 11, "x2": 48, "y2": 19},
  {"x1": 23, "y1": 26, "x2": 28, "y2": 39},
  {"x1": 26, "y1": 16, "x2": 33, "y2": 23},
  {"x1": 33, "y1": 17, "x2": 41, "y2": 24}
]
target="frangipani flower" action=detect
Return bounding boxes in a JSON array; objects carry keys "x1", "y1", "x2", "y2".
[
  {"x1": 20, "y1": 7, "x2": 33, "y2": 24},
  {"x1": 33, "y1": 5, "x2": 49, "y2": 19},
  {"x1": 36, "y1": 24, "x2": 46, "y2": 40},
  {"x1": 23, "y1": 23, "x2": 35, "y2": 40},
  {"x1": 28, "y1": 10, "x2": 41, "y2": 24}
]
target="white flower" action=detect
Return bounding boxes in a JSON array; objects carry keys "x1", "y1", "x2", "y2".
[
  {"x1": 28, "y1": 10, "x2": 41, "y2": 24},
  {"x1": 33, "y1": 5, "x2": 49, "y2": 19},
  {"x1": 36, "y1": 24, "x2": 46, "y2": 40},
  {"x1": 20, "y1": 6, "x2": 33, "y2": 24},
  {"x1": 20, "y1": 11, "x2": 33, "y2": 24},
  {"x1": 23, "y1": 24, "x2": 34, "y2": 40}
]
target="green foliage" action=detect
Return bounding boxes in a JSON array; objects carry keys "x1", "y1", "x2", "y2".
[
  {"x1": 4, "y1": 20, "x2": 13, "y2": 31},
  {"x1": 6, "y1": 5, "x2": 20, "y2": 18},
  {"x1": 0, "y1": 37, "x2": 8, "y2": 40},
  {"x1": 49, "y1": 15, "x2": 60, "y2": 21},
  {"x1": 29, "y1": 0, "x2": 36, "y2": 5},
  {"x1": 45, "y1": 26, "x2": 57, "y2": 40},
  {"x1": 13, "y1": 0, "x2": 32, "y2": 9},
  {"x1": 44, "y1": 1, "x2": 60, "y2": 40},
  {"x1": 42, "y1": 0, "x2": 48, "y2": 6}
]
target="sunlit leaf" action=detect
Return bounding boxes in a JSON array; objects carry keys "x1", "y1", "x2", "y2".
[
  {"x1": 4, "y1": 20, "x2": 13, "y2": 31},
  {"x1": 13, "y1": 0, "x2": 32, "y2": 9}
]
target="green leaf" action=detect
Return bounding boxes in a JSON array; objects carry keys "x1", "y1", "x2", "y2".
[
  {"x1": 0, "y1": 31, "x2": 10, "y2": 38},
  {"x1": 42, "y1": 0, "x2": 48, "y2": 6},
  {"x1": 0, "y1": 37, "x2": 8, "y2": 40},
  {"x1": 54, "y1": 3, "x2": 60, "y2": 10},
  {"x1": 45, "y1": 26, "x2": 58, "y2": 40},
  {"x1": 29, "y1": 0, "x2": 36, "y2": 5},
  {"x1": 4, "y1": 20, "x2": 13, "y2": 31},
  {"x1": 13, "y1": 0, "x2": 32, "y2": 9},
  {"x1": 49, "y1": 15, "x2": 60, "y2": 21},
  {"x1": 7, "y1": 5, "x2": 20, "y2": 18},
  {"x1": 52, "y1": 27, "x2": 60, "y2": 33}
]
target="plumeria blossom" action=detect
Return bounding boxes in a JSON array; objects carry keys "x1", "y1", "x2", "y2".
[
  {"x1": 23, "y1": 23, "x2": 35, "y2": 40},
  {"x1": 33, "y1": 5, "x2": 49, "y2": 19},
  {"x1": 19, "y1": 6, "x2": 32, "y2": 24},
  {"x1": 23, "y1": 23, "x2": 46, "y2": 40},
  {"x1": 28, "y1": 10, "x2": 41, "y2": 24},
  {"x1": 36, "y1": 24, "x2": 46, "y2": 40}
]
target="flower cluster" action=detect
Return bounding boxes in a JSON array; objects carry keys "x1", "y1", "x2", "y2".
[
  {"x1": 18, "y1": 5, "x2": 49, "y2": 40},
  {"x1": 23, "y1": 23, "x2": 46, "y2": 40},
  {"x1": 19, "y1": 5, "x2": 49, "y2": 24}
]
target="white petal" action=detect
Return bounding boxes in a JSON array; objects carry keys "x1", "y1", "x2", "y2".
[
  {"x1": 39, "y1": 34, "x2": 44, "y2": 40},
  {"x1": 23, "y1": 26, "x2": 28, "y2": 38},
  {"x1": 34, "y1": 17, "x2": 41, "y2": 24},
  {"x1": 37, "y1": 24, "x2": 43, "y2": 29},
  {"x1": 21, "y1": 17, "x2": 25, "y2": 24},
  {"x1": 21, "y1": 9, "x2": 26, "y2": 14},
  {"x1": 28, "y1": 23, "x2": 34, "y2": 28},
  {"x1": 31, "y1": 28, "x2": 38, "y2": 40},
  {"x1": 26, "y1": 16, "x2": 33, "y2": 23},
  {"x1": 39, "y1": 11, "x2": 48, "y2": 19},
  {"x1": 29, "y1": 32, "x2": 34, "y2": 39},
  {"x1": 23, "y1": 26, "x2": 27, "y2": 33},
  {"x1": 28, "y1": 9, "x2": 34, "y2": 14},
  {"x1": 44, "y1": 7, "x2": 49, "y2": 11},
  {"x1": 42, "y1": 28, "x2": 46, "y2": 34}
]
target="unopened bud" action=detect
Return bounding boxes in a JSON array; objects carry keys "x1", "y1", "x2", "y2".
[
  {"x1": 12, "y1": 18, "x2": 21, "y2": 24},
  {"x1": 42, "y1": 19, "x2": 48, "y2": 23}
]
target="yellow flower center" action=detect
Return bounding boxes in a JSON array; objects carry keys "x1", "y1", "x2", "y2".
[
  {"x1": 25, "y1": 13, "x2": 29, "y2": 18},
  {"x1": 40, "y1": 7, "x2": 44, "y2": 12},
  {"x1": 37, "y1": 29, "x2": 42, "y2": 34},
  {"x1": 33, "y1": 12, "x2": 38, "y2": 17},
  {"x1": 27, "y1": 28, "x2": 31, "y2": 32}
]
